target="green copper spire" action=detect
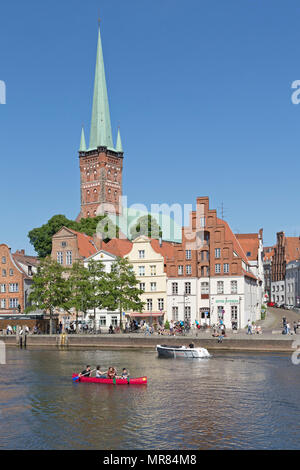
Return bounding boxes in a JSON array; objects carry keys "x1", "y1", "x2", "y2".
[
  {"x1": 89, "y1": 26, "x2": 114, "y2": 150},
  {"x1": 79, "y1": 127, "x2": 87, "y2": 151},
  {"x1": 116, "y1": 127, "x2": 123, "y2": 152}
]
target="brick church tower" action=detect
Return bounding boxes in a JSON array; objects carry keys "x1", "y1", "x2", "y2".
[{"x1": 78, "y1": 25, "x2": 124, "y2": 219}]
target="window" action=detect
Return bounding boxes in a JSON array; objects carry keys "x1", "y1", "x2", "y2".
[
  {"x1": 139, "y1": 266, "x2": 145, "y2": 276},
  {"x1": 61, "y1": 242, "x2": 67, "y2": 248},
  {"x1": 246, "y1": 252, "x2": 251, "y2": 257},
  {"x1": 185, "y1": 282, "x2": 191, "y2": 294},
  {"x1": 138, "y1": 250, "x2": 145, "y2": 259},
  {"x1": 0, "y1": 284, "x2": 6, "y2": 293},
  {"x1": 186, "y1": 265, "x2": 192, "y2": 275},
  {"x1": 150, "y1": 282, "x2": 157, "y2": 292},
  {"x1": 172, "y1": 306, "x2": 178, "y2": 321},
  {"x1": 2, "y1": 269, "x2": 6, "y2": 277},
  {"x1": 217, "y1": 281, "x2": 224, "y2": 294},
  {"x1": 178, "y1": 265, "x2": 183, "y2": 275},
  {"x1": 9, "y1": 298, "x2": 18, "y2": 308},
  {"x1": 1, "y1": 257, "x2": 6, "y2": 264},
  {"x1": 224, "y1": 263, "x2": 229, "y2": 273},
  {"x1": 99, "y1": 316, "x2": 106, "y2": 326},
  {"x1": 184, "y1": 306, "x2": 191, "y2": 322},
  {"x1": 139, "y1": 283, "x2": 145, "y2": 291},
  {"x1": 9, "y1": 283, "x2": 19, "y2": 293},
  {"x1": 215, "y1": 264, "x2": 221, "y2": 274},
  {"x1": 0, "y1": 299, "x2": 6, "y2": 308},
  {"x1": 231, "y1": 306, "x2": 238, "y2": 320},
  {"x1": 57, "y1": 252, "x2": 63, "y2": 264},
  {"x1": 158, "y1": 298, "x2": 164, "y2": 310},
  {"x1": 231, "y1": 281, "x2": 237, "y2": 294},
  {"x1": 111, "y1": 316, "x2": 118, "y2": 327},
  {"x1": 150, "y1": 265, "x2": 156, "y2": 276},
  {"x1": 147, "y1": 299, "x2": 153, "y2": 311},
  {"x1": 9, "y1": 269, "x2": 14, "y2": 276},
  {"x1": 186, "y1": 250, "x2": 191, "y2": 260},
  {"x1": 66, "y1": 251, "x2": 72, "y2": 266},
  {"x1": 201, "y1": 282, "x2": 209, "y2": 294},
  {"x1": 215, "y1": 248, "x2": 221, "y2": 259},
  {"x1": 172, "y1": 282, "x2": 178, "y2": 295},
  {"x1": 281, "y1": 285, "x2": 284, "y2": 291}
]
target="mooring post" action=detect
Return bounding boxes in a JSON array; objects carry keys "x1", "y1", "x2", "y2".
[
  {"x1": 22, "y1": 325, "x2": 26, "y2": 348},
  {"x1": 16, "y1": 325, "x2": 20, "y2": 347}
]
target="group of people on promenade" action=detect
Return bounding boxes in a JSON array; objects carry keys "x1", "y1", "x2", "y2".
[
  {"x1": 79, "y1": 365, "x2": 130, "y2": 380},
  {"x1": 282, "y1": 317, "x2": 300, "y2": 335}
]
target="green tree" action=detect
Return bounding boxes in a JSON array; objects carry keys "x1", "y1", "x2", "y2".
[
  {"x1": 130, "y1": 215, "x2": 162, "y2": 240},
  {"x1": 64, "y1": 262, "x2": 91, "y2": 331},
  {"x1": 26, "y1": 257, "x2": 69, "y2": 334},
  {"x1": 28, "y1": 214, "x2": 120, "y2": 258},
  {"x1": 107, "y1": 257, "x2": 144, "y2": 329},
  {"x1": 85, "y1": 259, "x2": 110, "y2": 329}
]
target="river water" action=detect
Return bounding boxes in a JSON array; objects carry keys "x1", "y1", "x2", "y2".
[{"x1": 0, "y1": 347, "x2": 299, "y2": 450}]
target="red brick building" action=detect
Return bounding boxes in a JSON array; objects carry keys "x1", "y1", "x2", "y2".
[
  {"x1": 0, "y1": 245, "x2": 38, "y2": 314},
  {"x1": 270, "y1": 232, "x2": 300, "y2": 304},
  {"x1": 51, "y1": 227, "x2": 99, "y2": 267},
  {"x1": 165, "y1": 197, "x2": 262, "y2": 328}
]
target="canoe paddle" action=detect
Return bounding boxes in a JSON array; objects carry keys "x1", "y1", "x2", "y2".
[{"x1": 72, "y1": 369, "x2": 96, "y2": 382}]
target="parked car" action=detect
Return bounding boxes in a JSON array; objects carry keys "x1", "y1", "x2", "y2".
[{"x1": 267, "y1": 302, "x2": 275, "y2": 307}]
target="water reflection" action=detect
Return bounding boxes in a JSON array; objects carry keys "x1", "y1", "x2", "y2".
[{"x1": 0, "y1": 348, "x2": 299, "y2": 449}]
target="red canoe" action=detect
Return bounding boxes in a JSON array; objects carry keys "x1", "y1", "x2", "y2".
[{"x1": 72, "y1": 374, "x2": 147, "y2": 385}]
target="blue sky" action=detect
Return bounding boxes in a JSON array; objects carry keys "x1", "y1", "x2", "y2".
[{"x1": 0, "y1": 0, "x2": 300, "y2": 254}]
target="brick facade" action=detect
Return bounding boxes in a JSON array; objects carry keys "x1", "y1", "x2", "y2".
[
  {"x1": 79, "y1": 147, "x2": 123, "y2": 219},
  {"x1": 0, "y1": 245, "x2": 38, "y2": 314}
]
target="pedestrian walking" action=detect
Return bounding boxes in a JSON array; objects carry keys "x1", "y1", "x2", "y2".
[
  {"x1": 293, "y1": 321, "x2": 297, "y2": 334},
  {"x1": 247, "y1": 319, "x2": 252, "y2": 335}
]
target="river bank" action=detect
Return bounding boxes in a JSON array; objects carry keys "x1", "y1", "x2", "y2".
[{"x1": 0, "y1": 332, "x2": 297, "y2": 352}]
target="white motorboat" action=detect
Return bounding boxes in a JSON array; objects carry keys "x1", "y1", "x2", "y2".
[{"x1": 156, "y1": 344, "x2": 211, "y2": 359}]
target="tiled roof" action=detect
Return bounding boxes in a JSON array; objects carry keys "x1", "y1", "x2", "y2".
[
  {"x1": 13, "y1": 253, "x2": 39, "y2": 267},
  {"x1": 242, "y1": 268, "x2": 258, "y2": 281},
  {"x1": 285, "y1": 237, "x2": 300, "y2": 263},
  {"x1": 66, "y1": 228, "x2": 98, "y2": 259},
  {"x1": 235, "y1": 233, "x2": 259, "y2": 261},
  {"x1": 150, "y1": 239, "x2": 176, "y2": 262},
  {"x1": 102, "y1": 238, "x2": 133, "y2": 257},
  {"x1": 216, "y1": 218, "x2": 250, "y2": 265}
]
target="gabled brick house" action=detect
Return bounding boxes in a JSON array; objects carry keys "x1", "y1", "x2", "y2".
[{"x1": 0, "y1": 245, "x2": 38, "y2": 314}]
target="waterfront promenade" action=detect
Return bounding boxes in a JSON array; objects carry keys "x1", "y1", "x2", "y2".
[{"x1": 1, "y1": 308, "x2": 299, "y2": 352}]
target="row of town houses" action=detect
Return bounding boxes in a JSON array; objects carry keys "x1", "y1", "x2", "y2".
[
  {"x1": 1, "y1": 196, "x2": 299, "y2": 330},
  {"x1": 51, "y1": 197, "x2": 266, "y2": 330}
]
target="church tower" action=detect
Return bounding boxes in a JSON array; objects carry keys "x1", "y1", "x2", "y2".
[{"x1": 78, "y1": 25, "x2": 123, "y2": 218}]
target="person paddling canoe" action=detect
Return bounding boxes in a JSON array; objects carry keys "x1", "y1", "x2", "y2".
[{"x1": 79, "y1": 365, "x2": 92, "y2": 378}]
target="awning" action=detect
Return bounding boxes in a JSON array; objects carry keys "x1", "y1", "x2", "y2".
[{"x1": 129, "y1": 313, "x2": 163, "y2": 318}]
